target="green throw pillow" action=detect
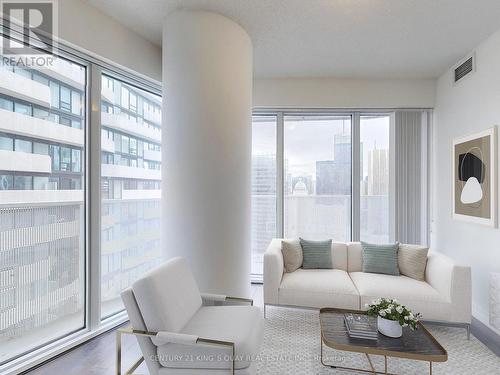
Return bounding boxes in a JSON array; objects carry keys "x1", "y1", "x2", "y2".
[
  {"x1": 299, "y1": 238, "x2": 332, "y2": 269},
  {"x1": 361, "y1": 241, "x2": 400, "y2": 276}
]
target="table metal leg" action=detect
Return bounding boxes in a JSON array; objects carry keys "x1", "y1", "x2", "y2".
[
  {"x1": 320, "y1": 338, "x2": 398, "y2": 374},
  {"x1": 365, "y1": 353, "x2": 376, "y2": 374},
  {"x1": 430, "y1": 362, "x2": 432, "y2": 375}
]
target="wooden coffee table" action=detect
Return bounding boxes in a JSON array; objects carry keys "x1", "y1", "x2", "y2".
[{"x1": 319, "y1": 308, "x2": 447, "y2": 374}]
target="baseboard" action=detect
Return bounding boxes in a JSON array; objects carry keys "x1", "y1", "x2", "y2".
[{"x1": 471, "y1": 317, "x2": 500, "y2": 357}]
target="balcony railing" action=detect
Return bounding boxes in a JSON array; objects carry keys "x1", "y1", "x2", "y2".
[
  {"x1": 101, "y1": 164, "x2": 161, "y2": 180},
  {"x1": 0, "y1": 150, "x2": 51, "y2": 174},
  {"x1": 0, "y1": 109, "x2": 84, "y2": 147},
  {"x1": 101, "y1": 112, "x2": 161, "y2": 143},
  {"x1": 0, "y1": 68, "x2": 51, "y2": 107},
  {"x1": 143, "y1": 148, "x2": 161, "y2": 162},
  {"x1": 0, "y1": 190, "x2": 84, "y2": 206},
  {"x1": 39, "y1": 60, "x2": 85, "y2": 90},
  {"x1": 121, "y1": 189, "x2": 161, "y2": 200}
]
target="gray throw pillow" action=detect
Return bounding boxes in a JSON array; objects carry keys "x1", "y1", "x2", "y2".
[
  {"x1": 281, "y1": 239, "x2": 303, "y2": 272},
  {"x1": 398, "y1": 243, "x2": 429, "y2": 281},
  {"x1": 361, "y1": 241, "x2": 400, "y2": 276},
  {"x1": 300, "y1": 238, "x2": 332, "y2": 269}
]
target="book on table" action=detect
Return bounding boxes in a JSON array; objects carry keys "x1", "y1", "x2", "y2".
[{"x1": 344, "y1": 313, "x2": 378, "y2": 340}]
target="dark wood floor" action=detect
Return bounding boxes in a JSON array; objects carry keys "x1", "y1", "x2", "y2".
[{"x1": 24, "y1": 285, "x2": 264, "y2": 375}]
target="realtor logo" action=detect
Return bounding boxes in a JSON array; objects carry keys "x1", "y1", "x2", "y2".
[{"x1": 1, "y1": 0, "x2": 57, "y2": 56}]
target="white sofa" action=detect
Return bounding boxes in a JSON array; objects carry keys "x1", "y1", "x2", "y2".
[{"x1": 264, "y1": 239, "x2": 471, "y2": 335}]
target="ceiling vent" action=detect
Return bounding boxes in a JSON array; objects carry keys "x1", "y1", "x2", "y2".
[{"x1": 454, "y1": 55, "x2": 474, "y2": 84}]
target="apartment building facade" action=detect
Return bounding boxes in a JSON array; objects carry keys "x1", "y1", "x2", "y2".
[{"x1": 0, "y1": 56, "x2": 162, "y2": 362}]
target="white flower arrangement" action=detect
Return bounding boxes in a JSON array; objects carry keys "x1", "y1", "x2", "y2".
[{"x1": 366, "y1": 298, "x2": 421, "y2": 330}]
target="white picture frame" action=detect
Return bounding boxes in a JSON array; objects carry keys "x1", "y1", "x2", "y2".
[{"x1": 452, "y1": 126, "x2": 497, "y2": 227}]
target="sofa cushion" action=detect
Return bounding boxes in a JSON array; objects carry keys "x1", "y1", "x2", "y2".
[
  {"x1": 331, "y1": 242, "x2": 348, "y2": 271},
  {"x1": 300, "y1": 238, "x2": 333, "y2": 269},
  {"x1": 361, "y1": 241, "x2": 400, "y2": 276},
  {"x1": 347, "y1": 242, "x2": 363, "y2": 272},
  {"x1": 398, "y1": 243, "x2": 429, "y2": 281},
  {"x1": 279, "y1": 269, "x2": 359, "y2": 309},
  {"x1": 350, "y1": 272, "x2": 451, "y2": 321},
  {"x1": 132, "y1": 257, "x2": 202, "y2": 333},
  {"x1": 157, "y1": 306, "x2": 263, "y2": 370},
  {"x1": 281, "y1": 239, "x2": 303, "y2": 272}
]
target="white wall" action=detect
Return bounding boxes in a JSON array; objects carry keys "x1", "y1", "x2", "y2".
[
  {"x1": 253, "y1": 77, "x2": 436, "y2": 109},
  {"x1": 59, "y1": 0, "x2": 162, "y2": 81},
  {"x1": 433, "y1": 27, "x2": 500, "y2": 333}
]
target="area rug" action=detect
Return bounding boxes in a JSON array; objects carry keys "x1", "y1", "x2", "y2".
[{"x1": 256, "y1": 306, "x2": 500, "y2": 374}]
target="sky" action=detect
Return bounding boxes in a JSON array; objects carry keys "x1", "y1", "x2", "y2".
[{"x1": 252, "y1": 115, "x2": 390, "y2": 179}]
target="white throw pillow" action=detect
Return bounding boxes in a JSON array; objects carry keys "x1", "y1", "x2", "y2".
[
  {"x1": 281, "y1": 239, "x2": 303, "y2": 273},
  {"x1": 398, "y1": 243, "x2": 429, "y2": 281}
]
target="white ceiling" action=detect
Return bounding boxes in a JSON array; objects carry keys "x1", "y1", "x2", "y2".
[{"x1": 84, "y1": 0, "x2": 500, "y2": 79}]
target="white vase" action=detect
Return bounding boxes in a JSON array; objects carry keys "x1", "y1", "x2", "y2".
[{"x1": 377, "y1": 316, "x2": 402, "y2": 338}]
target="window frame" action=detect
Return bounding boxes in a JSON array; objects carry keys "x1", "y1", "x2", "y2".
[
  {"x1": 250, "y1": 109, "x2": 398, "y2": 281},
  {"x1": 0, "y1": 22, "x2": 161, "y2": 375}
]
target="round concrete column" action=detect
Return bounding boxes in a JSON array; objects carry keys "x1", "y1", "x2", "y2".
[{"x1": 162, "y1": 11, "x2": 252, "y2": 297}]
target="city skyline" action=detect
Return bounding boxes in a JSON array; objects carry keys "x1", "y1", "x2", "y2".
[{"x1": 251, "y1": 115, "x2": 390, "y2": 275}]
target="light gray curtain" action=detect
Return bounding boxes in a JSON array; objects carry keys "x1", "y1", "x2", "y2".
[{"x1": 394, "y1": 111, "x2": 427, "y2": 245}]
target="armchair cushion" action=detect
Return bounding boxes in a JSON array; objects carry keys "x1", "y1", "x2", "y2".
[
  {"x1": 132, "y1": 257, "x2": 202, "y2": 333},
  {"x1": 157, "y1": 305, "x2": 263, "y2": 370}
]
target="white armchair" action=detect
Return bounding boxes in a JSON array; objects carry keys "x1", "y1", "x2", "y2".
[{"x1": 119, "y1": 257, "x2": 263, "y2": 375}]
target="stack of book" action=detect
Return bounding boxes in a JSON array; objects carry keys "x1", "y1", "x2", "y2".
[{"x1": 344, "y1": 313, "x2": 378, "y2": 340}]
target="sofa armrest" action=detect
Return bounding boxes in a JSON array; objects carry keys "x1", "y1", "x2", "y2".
[
  {"x1": 264, "y1": 239, "x2": 284, "y2": 305},
  {"x1": 201, "y1": 293, "x2": 253, "y2": 306},
  {"x1": 425, "y1": 251, "x2": 471, "y2": 323}
]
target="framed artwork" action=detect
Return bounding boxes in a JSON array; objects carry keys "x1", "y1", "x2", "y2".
[{"x1": 453, "y1": 126, "x2": 497, "y2": 227}]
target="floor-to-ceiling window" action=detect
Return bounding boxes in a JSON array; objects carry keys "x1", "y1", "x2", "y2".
[
  {"x1": 360, "y1": 115, "x2": 390, "y2": 242},
  {"x1": 0, "y1": 45, "x2": 86, "y2": 364},
  {"x1": 250, "y1": 111, "x2": 395, "y2": 278},
  {"x1": 0, "y1": 30, "x2": 162, "y2": 372},
  {"x1": 284, "y1": 114, "x2": 352, "y2": 241},
  {"x1": 251, "y1": 115, "x2": 277, "y2": 276},
  {"x1": 100, "y1": 76, "x2": 163, "y2": 318}
]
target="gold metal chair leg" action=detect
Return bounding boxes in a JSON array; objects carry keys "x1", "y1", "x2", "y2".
[
  {"x1": 116, "y1": 328, "x2": 145, "y2": 375},
  {"x1": 116, "y1": 329, "x2": 122, "y2": 375},
  {"x1": 126, "y1": 357, "x2": 145, "y2": 374},
  {"x1": 117, "y1": 327, "x2": 234, "y2": 375}
]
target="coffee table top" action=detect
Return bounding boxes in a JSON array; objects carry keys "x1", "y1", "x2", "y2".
[{"x1": 319, "y1": 308, "x2": 447, "y2": 362}]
